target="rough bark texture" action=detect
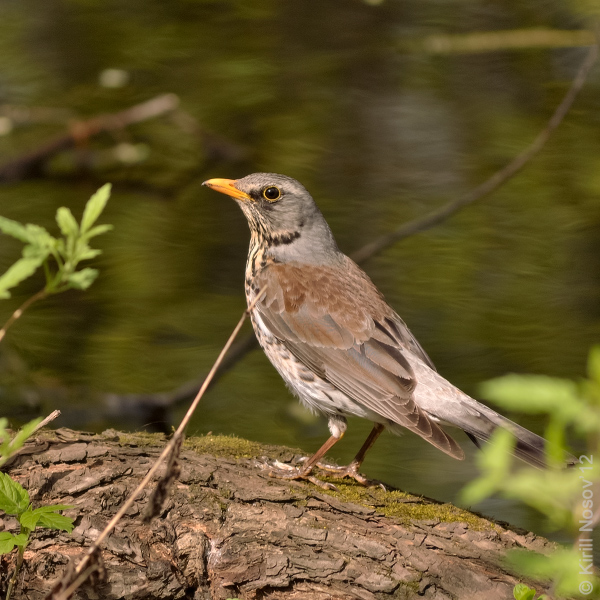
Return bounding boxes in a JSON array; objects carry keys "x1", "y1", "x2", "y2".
[{"x1": 0, "y1": 429, "x2": 553, "y2": 600}]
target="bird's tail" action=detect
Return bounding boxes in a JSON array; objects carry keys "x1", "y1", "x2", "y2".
[{"x1": 461, "y1": 407, "x2": 576, "y2": 468}]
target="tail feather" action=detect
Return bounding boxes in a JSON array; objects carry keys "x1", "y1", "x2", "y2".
[
  {"x1": 408, "y1": 355, "x2": 575, "y2": 467},
  {"x1": 461, "y1": 408, "x2": 576, "y2": 468}
]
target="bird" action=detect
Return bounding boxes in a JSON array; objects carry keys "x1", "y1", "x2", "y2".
[{"x1": 203, "y1": 172, "x2": 554, "y2": 486}]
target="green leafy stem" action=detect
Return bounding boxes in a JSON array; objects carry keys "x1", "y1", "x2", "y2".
[
  {"x1": 0, "y1": 423, "x2": 75, "y2": 600},
  {"x1": 0, "y1": 183, "x2": 112, "y2": 343},
  {"x1": 0, "y1": 185, "x2": 110, "y2": 599}
]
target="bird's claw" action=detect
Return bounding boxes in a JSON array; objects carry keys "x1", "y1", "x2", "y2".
[
  {"x1": 258, "y1": 458, "x2": 337, "y2": 489},
  {"x1": 307, "y1": 476, "x2": 338, "y2": 491},
  {"x1": 315, "y1": 460, "x2": 386, "y2": 489},
  {"x1": 258, "y1": 457, "x2": 382, "y2": 490},
  {"x1": 267, "y1": 458, "x2": 298, "y2": 471}
]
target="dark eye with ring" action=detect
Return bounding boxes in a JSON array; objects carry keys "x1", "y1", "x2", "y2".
[{"x1": 262, "y1": 186, "x2": 281, "y2": 201}]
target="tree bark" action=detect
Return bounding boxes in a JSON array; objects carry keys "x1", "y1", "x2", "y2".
[{"x1": 0, "y1": 429, "x2": 554, "y2": 600}]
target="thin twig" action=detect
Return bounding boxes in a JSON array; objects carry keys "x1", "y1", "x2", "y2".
[
  {"x1": 0, "y1": 289, "x2": 47, "y2": 344},
  {"x1": 52, "y1": 560, "x2": 102, "y2": 600},
  {"x1": 351, "y1": 42, "x2": 599, "y2": 264},
  {"x1": 49, "y1": 287, "x2": 267, "y2": 600},
  {"x1": 31, "y1": 410, "x2": 61, "y2": 434}
]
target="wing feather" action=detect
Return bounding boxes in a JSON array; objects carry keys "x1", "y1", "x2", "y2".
[{"x1": 254, "y1": 260, "x2": 464, "y2": 460}]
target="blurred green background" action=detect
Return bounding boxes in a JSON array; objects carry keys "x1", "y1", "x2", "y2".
[{"x1": 1, "y1": 0, "x2": 599, "y2": 535}]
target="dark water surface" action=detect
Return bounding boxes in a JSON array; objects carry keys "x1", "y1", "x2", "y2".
[{"x1": 1, "y1": 1, "x2": 599, "y2": 537}]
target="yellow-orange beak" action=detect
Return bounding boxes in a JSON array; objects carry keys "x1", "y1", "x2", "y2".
[{"x1": 202, "y1": 178, "x2": 251, "y2": 201}]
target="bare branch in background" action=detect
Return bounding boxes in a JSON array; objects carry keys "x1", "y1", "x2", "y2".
[
  {"x1": 0, "y1": 94, "x2": 246, "y2": 183},
  {"x1": 351, "y1": 41, "x2": 599, "y2": 264},
  {"x1": 99, "y1": 331, "x2": 259, "y2": 429},
  {"x1": 408, "y1": 27, "x2": 596, "y2": 55}
]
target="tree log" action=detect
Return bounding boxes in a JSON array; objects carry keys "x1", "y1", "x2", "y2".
[{"x1": 0, "y1": 429, "x2": 554, "y2": 600}]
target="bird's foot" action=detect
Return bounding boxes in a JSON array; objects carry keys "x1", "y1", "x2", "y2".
[
  {"x1": 259, "y1": 457, "x2": 384, "y2": 490},
  {"x1": 315, "y1": 460, "x2": 386, "y2": 489},
  {"x1": 260, "y1": 458, "x2": 337, "y2": 490}
]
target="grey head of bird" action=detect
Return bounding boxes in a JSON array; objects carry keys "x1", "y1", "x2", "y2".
[{"x1": 203, "y1": 173, "x2": 342, "y2": 265}]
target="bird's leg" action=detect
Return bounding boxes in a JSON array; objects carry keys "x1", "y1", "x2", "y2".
[
  {"x1": 267, "y1": 431, "x2": 343, "y2": 490},
  {"x1": 316, "y1": 423, "x2": 385, "y2": 486}
]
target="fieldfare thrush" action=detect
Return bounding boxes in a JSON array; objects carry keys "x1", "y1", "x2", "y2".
[{"x1": 203, "y1": 173, "x2": 552, "y2": 485}]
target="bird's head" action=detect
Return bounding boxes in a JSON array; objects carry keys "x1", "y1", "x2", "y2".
[{"x1": 203, "y1": 173, "x2": 340, "y2": 263}]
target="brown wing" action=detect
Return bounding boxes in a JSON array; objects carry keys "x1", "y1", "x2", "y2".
[{"x1": 254, "y1": 258, "x2": 464, "y2": 460}]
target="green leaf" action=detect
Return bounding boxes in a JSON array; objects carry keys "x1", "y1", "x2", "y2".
[
  {"x1": 0, "y1": 255, "x2": 45, "y2": 299},
  {"x1": 0, "y1": 532, "x2": 16, "y2": 554},
  {"x1": 9, "y1": 417, "x2": 42, "y2": 447},
  {"x1": 56, "y1": 207, "x2": 79, "y2": 238},
  {"x1": 479, "y1": 428, "x2": 516, "y2": 471},
  {"x1": 0, "y1": 472, "x2": 29, "y2": 515},
  {"x1": 36, "y1": 511, "x2": 74, "y2": 532},
  {"x1": 544, "y1": 418, "x2": 565, "y2": 468},
  {"x1": 0, "y1": 216, "x2": 31, "y2": 243},
  {"x1": 19, "y1": 509, "x2": 41, "y2": 530},
  {"x1": 480, "y1": 375, "x2": 580, "y2": 414},
  {"x1": 54, "y1": 238, "x2": 65, "y2": 256},
  {"x1": 0, "y1": 417, "x2": 42, "y2": 465},
  {"x1": 588, "y1": 345, "x2": 600, "y2": 386},
  {"x1": 480, "y1": 374, "x2": 600, "y2": 432},
  {"x1": 12, "y1": 533, "x2": 28, "y2": 548},
  {"x1": 76, "y1": 248, "x2": 102, "y2": 261},
  {"x1": 460, "y1": 428, "x2": 516, "y2": 505},
  {"x1": 21, "y1": 243, "x2": 52, "y2": 261},
  {"x1": 20, "y1": 504, "x2": 75, "y2": 531},
  {"x1": 460, "y1": 475, "x2": 498, "y2": 506},
  {"x1": 80, "y1": 184, "x2": 111, "y2": 233},
  {"x1": 0, "y1": 419, "x2": 10, "y2": 467},
  {"x1": 81, "y1": 223, "x2": 113, "y2": 240},
  {"x1": 513, "y1": 583, "x2": 537, "y2": 600},
  {"x1": 506, "y1": 548, "x2": 596, "y2": 597},
  {"x1": 0, "y1": 418, "x2": 8, "y2": 442},
  {"x1": 33, "y1": 504, "x2": 75, "y2": 513},
  {"x1": 67, "y1": 268, "x2": 99, "y2": 290},
  {"x1": 23, "y1": 223, "x2": 56, "y2": 249},
  {"x1": 0, "y1": 532, "x2": 28, "y2": 554},
  {"x1": 501, "y1": 468, "x2": 579, "y2": 529}
]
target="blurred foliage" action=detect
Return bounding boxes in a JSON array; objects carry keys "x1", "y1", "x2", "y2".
[
  {"x1": 512, "y1": 583, "x2": 547, "y2": 600},
  {"x1": 0, "y1": 0, "x2": 599, "y2": 521},
  {"x1": 462, "y1": 346, "x2": 600, "y2": 596}
]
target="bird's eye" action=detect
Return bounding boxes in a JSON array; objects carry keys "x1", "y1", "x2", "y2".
[{"x1": 262, "y1": 186, "x2": 281, "y2": 202}]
